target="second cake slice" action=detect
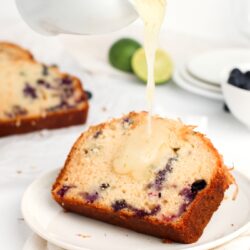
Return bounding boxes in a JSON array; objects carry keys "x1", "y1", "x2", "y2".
[{"x1": 0, "y1": 42, "x2": 89, "y2": 137}]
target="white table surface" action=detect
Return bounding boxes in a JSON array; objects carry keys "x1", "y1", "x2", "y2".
[{"x1": 0, "y1": 19, "x2": 249, "y2": 250}]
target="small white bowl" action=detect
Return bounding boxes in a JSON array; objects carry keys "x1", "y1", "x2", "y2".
[{"x1": 221, "y1": 64, "x2": 250, "y2": 128}]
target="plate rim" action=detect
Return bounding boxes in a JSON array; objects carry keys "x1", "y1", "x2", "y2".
[
  {"x1": 173, "y1": 70, "x2": 224, "y2": 101},
  {"x1": 22, "y1": 169, "x2": 250, "y2": 250},
  {"x1": 179, "y1": 66, "x2": 222, "y2": 93},
  {"x1": 187, "y1": 48, "x2": 250, "y2": 85}
]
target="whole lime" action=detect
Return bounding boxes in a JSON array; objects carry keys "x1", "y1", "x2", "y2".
[{"x1": 109, "y1": 38, "x2": 142, "y2": 73}]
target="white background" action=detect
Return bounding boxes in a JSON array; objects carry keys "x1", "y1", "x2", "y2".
[
  {"x1": 0, "y1": 0, "x2": 241, "y2": 40},
  {"x1": 0, "y1": 1, "x2": 250, "y2": 249}
]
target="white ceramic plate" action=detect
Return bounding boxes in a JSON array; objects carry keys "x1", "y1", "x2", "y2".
[
  {"x1": 179, "y1": 66, "x2": 221, "y2": 93},
  {"x1": 22, "y1": 169, "x2": 250, "y2": 250},
  {"x1": 187, "y1": 49, "x2": 250, "y2": 85},
  {"x1": 173, "y1": 70, "x2": 223, "y2": 100}
]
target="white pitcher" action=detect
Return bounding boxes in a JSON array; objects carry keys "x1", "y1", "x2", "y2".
[{"x1": 15, "y1": 0, "x2": 138, "y2": 35}]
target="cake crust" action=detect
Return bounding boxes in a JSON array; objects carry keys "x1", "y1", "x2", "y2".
[
  {"x1": 52, "y1": 112, "x2": 234, "y2": 244},
  {"x1": 0, "y1": 103, "x2": 88, "y2": 137},
  {"x1": 53, "y1": 171, "x2": 227, "y2": 243},
  {"x1": 0, "y1": 42, "x2": 34, "y2": 61},
  {"x1": 0, "y1": 42, "x2": 89, "y2": 137}
]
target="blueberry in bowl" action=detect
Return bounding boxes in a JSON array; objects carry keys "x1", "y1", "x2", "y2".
[
  {"x1": 228, "y1": 68, "x2": 250, "y2": 90},
  {"x1": 221, "y1": 64, "x2": 250, "y2": 128}
]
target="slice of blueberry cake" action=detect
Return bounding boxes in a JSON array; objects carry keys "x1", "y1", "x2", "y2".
[
  {"x1": 52, "y1": 112, "x2": 234, "y2": 243},
  {"x1": 0, "y1": 42, "x2": 88, "y2": 137}
]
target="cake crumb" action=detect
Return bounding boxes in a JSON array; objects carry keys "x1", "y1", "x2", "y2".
[
  {"x1": 102, "y1": 106, "x2": 107, "y2": 112},
  {"x1": 16, "y1": 170, "x2": 22, "y2": 174},
  {"x1": 231, "y1": 224, "x2": 234, "y2": 227},
  {"x1": 77, "y1": 234, "x2": 91, "y2": 239},
  {"x1": 163, "y1": 239, "x2": 173, "y2": 244},
  {"x1": 41, "y1": 111, "x2": 47, "y2": 118},
  {"x1": 17, "y1": 217, "x2": 24, "y2": 221},
  {"x1": 15, "y1": 120, "x2": 21, "y2": 127}
]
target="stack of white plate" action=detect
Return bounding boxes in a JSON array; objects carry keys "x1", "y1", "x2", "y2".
[{"x1": 173, "y1": 49, "x2": 250, "y2": 100}]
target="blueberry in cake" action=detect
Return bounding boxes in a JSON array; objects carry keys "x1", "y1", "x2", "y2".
[
  {"x1": 0, "y1": 42, "x2": 89, "y2": 137},
  {"x1": 52, "y1": 112, "x2": 235, "y2": 243}
]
